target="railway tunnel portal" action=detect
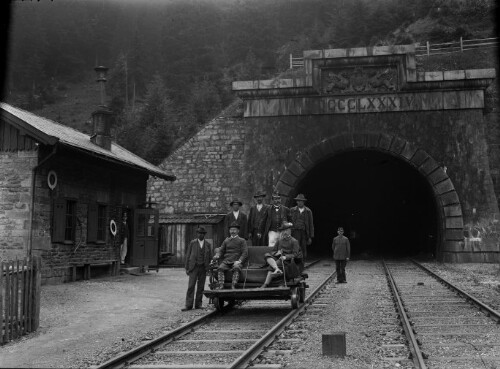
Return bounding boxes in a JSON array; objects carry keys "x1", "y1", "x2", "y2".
[{"x1": 149, "y1": 45, "x2": 499, "y2": 263}]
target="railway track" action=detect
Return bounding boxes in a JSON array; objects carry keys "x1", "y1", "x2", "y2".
[
  {"x1": 383, "y1": 259, "x2": 500, "y2": 369},
  {"x1": 96, "y1": 260, "x2": 335, "y2": 369}
]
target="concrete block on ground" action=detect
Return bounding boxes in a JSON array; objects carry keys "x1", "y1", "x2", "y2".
[{"x1": 322, "y1": 332, "x2": 346, "y2": 357}]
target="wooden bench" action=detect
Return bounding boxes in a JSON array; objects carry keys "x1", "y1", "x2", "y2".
[{"x1": 69, "y1": 259, "x2": 118, "y2": 282}]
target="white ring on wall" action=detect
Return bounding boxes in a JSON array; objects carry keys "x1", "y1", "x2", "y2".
[
  {"x1": 47, "y1": 170, "x2": 58, "y2": 190},
  {"x1": 110, "y1": 219, "x2": 117, "y2": 236}
]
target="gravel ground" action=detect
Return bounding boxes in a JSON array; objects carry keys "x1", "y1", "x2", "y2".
[
  {"x1": 0, "y1": 268, "x2": 212, "y2": 368},
  {"x1": 266, "y1": 261, "x2": 413, "y2": 369},
  {"x1": 421, "y1": 262, "x2": 500, "y2": 311}
]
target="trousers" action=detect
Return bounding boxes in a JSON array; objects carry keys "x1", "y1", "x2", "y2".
[
  {"x1": 120, "y1": 238, "x2": 128, "y2": 264},
  {"x1": 335, "y1": 260, "x2": 347, "y2": 282},
  {"x1": 185, "y1": 264, "x2": 207, "y2": 308},
  {"x1": 292, "y1": 229, "x2": 307, "y2": 259}
]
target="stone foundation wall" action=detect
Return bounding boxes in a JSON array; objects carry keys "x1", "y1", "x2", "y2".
[{"x1": 0, "y1": 150, "x2": 37, "y2": 261}]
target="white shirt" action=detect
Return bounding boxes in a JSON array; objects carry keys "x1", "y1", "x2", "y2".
[
  {"x1": 233, "y1": 210, "x2": 240, "y2": 219},
  {"x1": 299, "y1": 207, "x2": 305, "y2": 214},
  {"x1": 198, "y1": 239, "x2": 205, "y2": 248},
  {"x1": 256, "y1": 204, "x2": 263, "y2": 211}
]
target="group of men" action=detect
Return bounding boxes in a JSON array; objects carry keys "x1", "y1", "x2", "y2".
[{"x1": 182, "y1": 191, "x2": 350, "y2": 311}]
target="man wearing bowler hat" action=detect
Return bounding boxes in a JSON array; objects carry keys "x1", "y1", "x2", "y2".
[
  {"x1": 247, "y1": 190, "x2": 269, "y2": 246},
  {"x1": 182, "y1": 226, "x2": 213, "y2": 311},
  {"x1": 223, "y1": 198, "x2": 248, "y2": 239},
  {"x1": 290, "y1": 194, "x2": 314, "y2": 260},
  {"x1": 262, "y1": 192, "x2": 291, "y2": 247},
  {"x1": 214, "y1": 222, "x2": 248, "y2": 289}
]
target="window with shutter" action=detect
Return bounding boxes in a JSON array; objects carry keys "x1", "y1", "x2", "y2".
[
  {"x1": 52, "y1": 198, "x2": 67, "y2": 243},
  {"x1": 87, "y1": 202, "x2": 98, "y2": 243},
  {"x1": 64, "y1": 200, "x2": 76, "y2": 242},
  {"x1": 97, "y1": 204, "x2": 107, "y2": 242}
]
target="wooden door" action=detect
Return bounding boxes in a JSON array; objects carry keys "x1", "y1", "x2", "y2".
[{"x1": 132, "y1": 208, "x2": 159, "y2": 266}]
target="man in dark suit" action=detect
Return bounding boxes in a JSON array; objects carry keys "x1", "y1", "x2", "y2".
[
  {"x1": 290, "y1": 194, "x2": 314, "y2": 260},
  {"x1": 262, "y1": 193, "x2": 291, "y2": 247},
  {"x1": 215, "y1": 222, "x2": 248, "y2": 289},
  {"x1": 247, "y1": 191, "x2": 268, "y2": 246},
  {"x1": 223, "y1": 199, "x2": 248, "y2": 239},
  {"x1": 332, "y1": 226, "x2": 350, "y2": 283},
  {"x1": 182, "y1": 227, "x2": 213, "y2": 311}
]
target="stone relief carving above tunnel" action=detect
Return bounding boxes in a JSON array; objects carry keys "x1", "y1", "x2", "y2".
[{"x1": 321, "y1": 66, "x2": 398, "y2": 94}]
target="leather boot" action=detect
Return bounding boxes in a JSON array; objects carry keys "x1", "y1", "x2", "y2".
[
  {"x1": 231, "y1": 270, "x2": 240, "y2": 289},
  {"x1": 217, "y1": 271, "x2": 225, "y2": 289}
]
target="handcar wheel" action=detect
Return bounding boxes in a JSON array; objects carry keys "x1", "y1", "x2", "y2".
[
  {"x1": 227, "y1": 299, "x2": 236, "y2": 308},
  {"x1": 290, "y1": 287, "x2": 299, "y2": 309},
  {"x1": 213, "y1": 297, "x2": 224, "y2": 312},
  {"x1": 299, "y1": 285, "x2": 305, "y2": 303}
]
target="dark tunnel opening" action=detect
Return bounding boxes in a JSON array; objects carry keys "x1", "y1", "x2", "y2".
[{"x1": 292, "y1": 150, "x2": 438, "y2": 259}]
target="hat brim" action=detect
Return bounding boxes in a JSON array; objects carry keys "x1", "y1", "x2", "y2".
[
  {"x1": 228, "y1": 225, "x2": 241, "y2": 229},
  {"x1": 253, "y1": 194, "x2": 266, "y2": 198},
  {"x1": 196, "y1": 230, "x2": 207, "y2": 233},
  {"x1": 294, "y1": 197, "x2": 307, "y2": 201},
  {"x1": 230, "y1": 201, "x2": 243, "y2": 206}
]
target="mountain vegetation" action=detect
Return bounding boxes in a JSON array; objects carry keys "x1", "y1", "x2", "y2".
[{"x1": 3, "y1": 0, "x2": 497, "y2": 164}]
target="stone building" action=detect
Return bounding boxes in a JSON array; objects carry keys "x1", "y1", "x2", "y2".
[
  {"x1": 149, "y1": 45, "x2": 499, "y2": 263},
  {"x1": 0, "y1": 102, "x2": 175, "y2": 284}
]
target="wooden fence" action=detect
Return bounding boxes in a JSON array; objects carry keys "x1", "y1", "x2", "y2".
[
  {"x1": 415, "y1": 37, "x2": 499, "y2": 57},
  {"x1": 289, "y1": 37, "x2": 499, "y2": 68},
  {"x1": 0, "y1": 257, "x2": 41, "y2": 345}
]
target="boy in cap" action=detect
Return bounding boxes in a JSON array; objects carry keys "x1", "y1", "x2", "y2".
[
  {"x1": 182, "y1": 226, "x2": 213, "y2": 311},
  {"x1": 214, "y1": 222, "x2": 248, "y2": 289},
  {"x1": 332, "y1": 226, "x2": 350, "y2": 283},
  {"x1": 247, "y1": 191, "x2": 269, "y2": 246},
  {"x1": 223, "y1": 199, "x2": 248, "y2": 239}
]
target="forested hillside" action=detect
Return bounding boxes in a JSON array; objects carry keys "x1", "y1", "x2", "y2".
[{"x1": 3, "y1": 0, "x2": 497, "y2": 164}]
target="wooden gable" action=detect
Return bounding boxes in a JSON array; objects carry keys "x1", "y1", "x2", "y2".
[{"x1": 0, "y1": 119, "x2": 38, "y2": 151}]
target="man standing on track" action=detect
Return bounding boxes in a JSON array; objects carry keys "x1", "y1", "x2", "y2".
[
  {"x1": 290, "y1": 193, "x2": 314, "y2": 260},
  {"x1": 182, "y1": 227, "x2": 213, "y2": 311},
  {"x1": 332, "y1": 226, "x2": 350, "y2": 283},
  {"x1": 247, "y1": 190, "x2": 268, "y2": 246}
]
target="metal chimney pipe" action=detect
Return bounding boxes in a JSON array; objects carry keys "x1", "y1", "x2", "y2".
[{"x1": 94, "y1": 66, "x2": 109, "y2": 106}]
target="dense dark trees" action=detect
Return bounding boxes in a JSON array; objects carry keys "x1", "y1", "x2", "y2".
[{"x1": 4, "y1": 0, "x2": 495, "y2": 163}]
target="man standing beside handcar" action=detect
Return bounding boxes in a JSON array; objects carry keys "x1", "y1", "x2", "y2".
[
  {"x1": 263, "y1": 193, "x2": 291, "y2": 247},
  {"x1": 260, "y1": 222, "x2": 301, "y2": 288},
  {"x1": 224, "y1": 199, "x2": 248, "y2": 239},
  {"x1": 214, "y1": 222, "x2": 248, "y2": 289},
  {"x1": 247, "y1": 190, "x2": 268, "y2": 246},
  {"x1": 182, "y1": 227, "x2": 213, "y2": 311},
  {"x1": 332, "y1": 226, "x2": 350, "y2": 283},
  {"x1": 290, "y1": 193, "x2": 314, "y2": 260}
]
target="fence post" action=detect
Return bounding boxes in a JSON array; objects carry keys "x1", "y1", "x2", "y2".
[
  {"x1": 290, "y1": 53, "x2": 293, "y2": 70},
  {"x1": 460, "y1": 37, "x2": 463, "y2": 52},
  {"x1": 31, "y1": 257, "x2": 41, "y2": 331},
  {"x1": 426, "y1": 41, "x2": 430, "y2": 56},
  {"x1": 0, "y1": 261, "x2": 3, "y2": 344}
]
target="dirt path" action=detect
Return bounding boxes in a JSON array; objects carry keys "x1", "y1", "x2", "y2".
[{"x1": 0, "y1": 269, "x2": 210, "y2": 368}]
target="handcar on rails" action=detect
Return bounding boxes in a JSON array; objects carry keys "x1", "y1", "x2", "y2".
[{"x1": 203, "y1": 246, "x2": 309, "y2": 312}]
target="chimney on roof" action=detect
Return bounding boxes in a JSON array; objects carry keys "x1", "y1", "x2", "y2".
[{"x1": 90, "y1": 66, "x2": 112, "y2": 150}]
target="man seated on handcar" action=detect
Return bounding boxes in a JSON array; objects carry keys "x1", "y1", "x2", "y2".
[
  {"x1": 260, "y1": 222, "x2": 301, "y2": 288},
  {"x1": 214, "y1": 222, "x2": 248, "y2": 289}
]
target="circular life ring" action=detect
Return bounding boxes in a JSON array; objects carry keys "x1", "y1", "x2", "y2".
[
  {"x1": 47, "y1": 170, "x2": 58, "y2": 190},
  {"x1": 109, "y1": 219, "x2": 117, "y2": 236}
]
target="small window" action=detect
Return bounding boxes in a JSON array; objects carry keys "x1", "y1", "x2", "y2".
[
  {"x1": 64, "y1": 200, "x2": 77, "y2": 242},
  {"x1": 97, "y1": 204, "x2": 107, "y2": 242}
]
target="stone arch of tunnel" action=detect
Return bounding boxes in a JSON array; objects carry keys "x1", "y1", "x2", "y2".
[{"x1": 275, "y1": 132, "x2": 463, "y2": 260}]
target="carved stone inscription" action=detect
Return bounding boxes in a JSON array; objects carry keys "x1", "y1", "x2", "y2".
[
  {"x1": 321, "y1": 94, "x2": 414, "y2": 113},
  {"x1": 322, "y1": 66, "x2": 398, "y2": 94}
]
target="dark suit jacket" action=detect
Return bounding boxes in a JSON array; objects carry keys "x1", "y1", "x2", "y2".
[
  {"x1": 247, "y1": 204, "x2": 269, "y2": 236},
  {"x1": 262, "y1": 205, "x2": 291, "y2": 244},
  {"x1": 185, "y1": 239, "x2": 212, "y2": 272},
  {"x1": 223, "y1": 211, "x2": 248, "y2": 239},
  {"x1": 290, "y1": 206, "x2": 315, "y2": 239}
]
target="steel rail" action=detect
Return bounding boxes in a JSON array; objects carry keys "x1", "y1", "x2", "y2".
[
  {"x1": 382, "y1": 261, "x2": 427, "y2": 369},
  {"x1": 95, "y1": 260, "x2": 325, "y2": 369},
  {"x1": 410, "y1": 259, "x2": 500, "y2": 322},
  {"x1": 228, "y1": 267, "x2": 336, "y2": 368}
]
